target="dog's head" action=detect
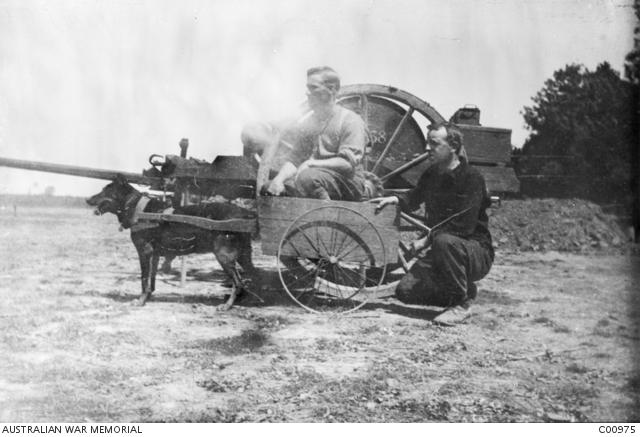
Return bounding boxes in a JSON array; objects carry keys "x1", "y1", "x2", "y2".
[{"x1": 86, "y1": 174, "x2": 133, "y2": 216}]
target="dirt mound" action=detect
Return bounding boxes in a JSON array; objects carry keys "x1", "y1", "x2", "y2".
[{"x1": 489, "y1": 198, "x2": 630, "y2": 253}]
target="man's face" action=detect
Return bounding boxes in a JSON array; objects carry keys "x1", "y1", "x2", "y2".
[
  {"x1": 306, "y1": 73, "x2": 333, "y2": 110},
  {"x1": 425, "y1": 127, "x2": 455, "y2": 169}
]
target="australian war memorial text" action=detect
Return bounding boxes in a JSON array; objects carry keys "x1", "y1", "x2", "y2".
[{"x1": 2, "y1": 425, "x2": 142, "y2": 434}]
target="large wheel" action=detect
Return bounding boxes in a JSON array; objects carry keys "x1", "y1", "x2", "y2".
[
  {"x1": 277, "y1": 206, "x2": 387, "y2": 314},
  {"x1": 338, "y1": 84, "x2": 446, "y2": 193}
]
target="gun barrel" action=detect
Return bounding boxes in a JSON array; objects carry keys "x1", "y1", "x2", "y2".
[{"x1": 0, "y1": 156, "x2": 160, "y2": 186}]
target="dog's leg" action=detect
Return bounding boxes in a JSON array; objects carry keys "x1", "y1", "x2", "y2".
[
  {"x1": 217, "y1": 265, "x2": 243, "y2": 311},
  {"x1": 213, "y1": 233, "x2": 244, "y2": 311},
  {"x1": 161, "y1": 255, "x2": 175, "y2": 274},
  {"x1": 213, "y1": 233, "x2": 246, "y2": 311},
  {"x1": 238, "y1": 233, "x2": 256, "y2": 276},
  {"x1": 150, "y1": 252, "x2": 160, "y2": 293},
  {"x1": 237, "y1": 233, "x2": 263, "y2": 292},
  {"x1": 135, "y1": 244, "x2": 154, "y2": 306}
]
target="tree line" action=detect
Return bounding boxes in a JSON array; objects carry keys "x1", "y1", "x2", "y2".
[{"x1": 515, "y1": 0, "x2": 638, "y2": 215}]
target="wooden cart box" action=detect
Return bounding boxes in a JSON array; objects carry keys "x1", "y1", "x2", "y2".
[{"x1": 258, "y1": 196, "x2": 399, "y2": 266}]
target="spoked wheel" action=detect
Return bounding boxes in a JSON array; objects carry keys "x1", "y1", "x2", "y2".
[
  {"x1": 277, "y1": 206, "x2": 387, "y2": 314},
  {"x1": 362, "y1": 233, "x2": 421, "y2": 296},
  {"x1": 338, "y1": 84, "x2": 446, "y2": 192}
]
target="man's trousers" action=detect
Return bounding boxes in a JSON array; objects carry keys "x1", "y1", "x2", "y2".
[{"x1": 395, "y1": 232, "x2": 493, "y2": 307}]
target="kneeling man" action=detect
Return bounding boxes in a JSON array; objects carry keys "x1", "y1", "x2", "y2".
[{"x1": 373, "y1": 123, "x2": 494, "y2": 326}]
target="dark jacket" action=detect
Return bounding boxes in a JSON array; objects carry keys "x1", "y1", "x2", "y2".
[{"x1": 399, "y1": 160, "x2": 493, "y2": 253}]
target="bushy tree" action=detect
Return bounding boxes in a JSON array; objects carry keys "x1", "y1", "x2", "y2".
[
  {"x1": 519, "y1": 62, "x2": 637, "y2": 202},
  {"x1": 624, "y1": 0, "x2": 640, "y2": 242}
]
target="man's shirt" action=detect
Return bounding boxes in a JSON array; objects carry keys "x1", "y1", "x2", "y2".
[
  {"x1": 399, "y1": 160, "x2": 494, "y2": 252},
  {"x1": 283, "y1": 105, "x2": 368, "y2": 176}
]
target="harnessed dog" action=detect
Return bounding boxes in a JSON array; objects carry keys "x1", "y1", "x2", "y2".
[{"x1": 86, "y1": 175, "x2": 256, "y2": 309}]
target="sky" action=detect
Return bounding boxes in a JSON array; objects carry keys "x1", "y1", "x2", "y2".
[{"x1": 0, "y1": 0, "x2": 636, "y2": 195}]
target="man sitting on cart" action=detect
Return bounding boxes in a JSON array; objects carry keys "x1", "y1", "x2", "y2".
[
  {"x1": 242, "y1": 66, "x2": 368, "y2": 201},
  {"x1": 373, "y1": 123, "x2": 494, "y2": 326}
]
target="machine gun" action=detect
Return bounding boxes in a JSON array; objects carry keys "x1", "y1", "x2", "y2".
[{"x1": 0, "y1": 138, "x2": 258, "y2": 205}]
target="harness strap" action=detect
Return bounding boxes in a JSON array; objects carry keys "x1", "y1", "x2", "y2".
[
  {"x1": 130, "y1": 196, "x2": 158, "y2": 232},
  {"x1": 131, "y1": 196, "x2": 151, "y2": 224}
]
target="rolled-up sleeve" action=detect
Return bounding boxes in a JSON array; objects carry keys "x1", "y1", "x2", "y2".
[{"x1": 337, "y1": 112, "x2": 367, "y2": 169}]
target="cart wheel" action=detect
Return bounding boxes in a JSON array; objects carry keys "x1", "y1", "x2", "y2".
[
  {"x1": 338, "y1": 84, "x2": 446, "y2": 192},
  {"x1": 277, "y1": 206, "x2": 386, "y2": 314},
  {"x1": 353, "y1": 237, "x2": 419, "y2": 297}
]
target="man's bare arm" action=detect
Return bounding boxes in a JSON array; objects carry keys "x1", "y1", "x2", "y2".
[
  {"x1": 266, "y1": 161, "x2": 297, "y2": 195},
  {"x1": 302, "y1": 156, "x2": 352, "y2": 174}
]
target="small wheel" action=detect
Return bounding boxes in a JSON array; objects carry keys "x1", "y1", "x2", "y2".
[
  {"x1": 367, "y1": 213, "x2": 431, "y2": 295},
  {"x1": 277, "y1": 206, "x2": 387, "y2": 314},
  {"x1": 363, "y1": 236, "x2": 420, "y2": 296}
]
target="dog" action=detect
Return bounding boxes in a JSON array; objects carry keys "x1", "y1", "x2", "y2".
[{"x1": 86, "y1": 174, "x2": 256, "y2": 309}]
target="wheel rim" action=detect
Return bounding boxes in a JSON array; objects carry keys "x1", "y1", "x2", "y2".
[
  {"x1": 338, "y1": 84, "x2": 446, "y2": 192},
  {"x1": 277, "y1": 206, "x2": 386, "y2": 314}
]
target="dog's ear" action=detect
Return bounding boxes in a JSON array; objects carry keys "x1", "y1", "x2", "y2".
[{"x1": 114, "y1": 173, "x2": 129, "y2": 186}]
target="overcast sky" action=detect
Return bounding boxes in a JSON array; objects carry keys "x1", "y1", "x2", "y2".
[{"x1": 0, "y1": 0, "x2": 636, "y2": 195}]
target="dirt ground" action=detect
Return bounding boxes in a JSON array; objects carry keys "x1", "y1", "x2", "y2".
[{"x1": 0, "y1": 205, "x2": 639, "y2": 422}]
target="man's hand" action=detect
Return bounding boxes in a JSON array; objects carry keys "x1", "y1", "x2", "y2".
[
  {"x1": 410, "y1": 234, "x2": 431, "y2": 254},
  {"x1": 265, "y1": 179, "x2": 286, "y2": 196},
  {"x1": 263, "y1": 161, "x2": 297, "y2": 196},
  {"x1": 370, "y1": 196, "x2": 399, "y2": 213}
]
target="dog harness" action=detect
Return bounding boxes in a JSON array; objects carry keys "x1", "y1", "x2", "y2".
[{"x1": 129, "y1": 196, "x2": 160, "y2": 232}]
